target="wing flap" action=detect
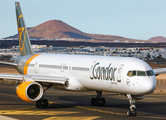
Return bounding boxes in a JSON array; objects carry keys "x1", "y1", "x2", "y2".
[{"x1": 30, "y1": 75, "x2": 68, "y2": 85}]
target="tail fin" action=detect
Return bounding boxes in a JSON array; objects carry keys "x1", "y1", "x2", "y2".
[{"x1": 15, "y1": 2, "x2": 34, "y2": 56}]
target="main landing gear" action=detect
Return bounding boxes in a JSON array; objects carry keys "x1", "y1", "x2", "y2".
[
  {"x1": 35, "y1": 98, "x2": 48, "y2": 108},
  {"x1": 35, "y1": 84, "x2": 53, "y2": 108},
  {"x1": 91, "y1": 91, "x2": 105, "y2": 106},
  {"x1": 126, "y1": 94, "x2": 137, "y2": 117}
]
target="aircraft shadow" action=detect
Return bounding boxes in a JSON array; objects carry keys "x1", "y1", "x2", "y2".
[{"x1": 57, "y1": 95, "x2": 166, "y2": 116}]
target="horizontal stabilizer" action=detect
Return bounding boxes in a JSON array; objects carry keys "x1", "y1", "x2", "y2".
[{"x1": 0, "y1": 61, "x2": 17, "y2": 66}]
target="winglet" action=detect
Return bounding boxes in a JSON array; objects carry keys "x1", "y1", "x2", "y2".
[{"x1": 15, "y1": 2, "x2": 34, "y2": 56}]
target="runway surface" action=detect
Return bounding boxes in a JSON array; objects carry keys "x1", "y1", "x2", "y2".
[{"x1": 0, "y1": 83, "x2": 165, "y2": 120}]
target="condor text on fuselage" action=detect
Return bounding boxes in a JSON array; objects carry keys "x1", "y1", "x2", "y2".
[{"x1": 90, "y1": 62, "x2": 117, "y2": 81}]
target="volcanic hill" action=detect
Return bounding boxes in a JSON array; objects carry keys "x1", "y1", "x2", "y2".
[{"x1": 7, "y1": 20, "x2": 144, "y2": 43}]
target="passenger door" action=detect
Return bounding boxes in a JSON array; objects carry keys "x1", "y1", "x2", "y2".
[{"x1": 117, "y1": 64, "x2": 124, "y2": 82}]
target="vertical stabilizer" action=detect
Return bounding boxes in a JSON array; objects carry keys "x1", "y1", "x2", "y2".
[{"x1": 15, "y1": 2, "x2": 34, "y2": 56}]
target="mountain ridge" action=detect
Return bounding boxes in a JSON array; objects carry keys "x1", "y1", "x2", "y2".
[{"x1": 147, "y1": 36, "x2": 166, "y2": 43}]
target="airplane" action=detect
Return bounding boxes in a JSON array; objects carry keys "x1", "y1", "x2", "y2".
[{"x1": 0, "y1": 2, "x2": 165, "y2": 117}]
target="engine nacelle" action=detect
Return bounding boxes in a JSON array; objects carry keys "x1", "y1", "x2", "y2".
[
  {"x1": 16, "y1": 81, "x2": 43, "y2": 102},
  {"x1": 135, "y1": 95, "x2": 146, "y2": 100}
]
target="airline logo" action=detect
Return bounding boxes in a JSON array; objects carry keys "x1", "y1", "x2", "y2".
[
  {"x1": 17, "y1": 15, "x2": 26, "y2": 51},
  {"x1": 90, "y1": 62, "x2": 117, "y2": 81}
]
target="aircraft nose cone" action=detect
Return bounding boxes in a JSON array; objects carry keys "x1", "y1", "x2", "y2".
[{"x1": 139, "y1": 77, "x2": 156, "y2": 94}]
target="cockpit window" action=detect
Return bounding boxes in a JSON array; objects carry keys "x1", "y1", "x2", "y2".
[
  {"x1": 137, "y1": 71, "x2": 146, "y2": 76},
  {"x1": 127, "y1": 70, "x2": 154, "y2": 77},
  {"x1": 146, "y1": 70, "x2": 154, "y2": 76},
  {"x1": 131, "y1": 71, "x2": 136, "y2": 76},
  {"x1": 127, "y1": 71, "x2": 132, "y2": 76}
]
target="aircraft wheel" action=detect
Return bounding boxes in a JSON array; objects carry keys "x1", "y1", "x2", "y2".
[
  {"x1": 126, "y1": 110, "x2": 132, "y2": 116},
  {"x1": 100, "y1": 98, "x2": 105, "y2": 106},
  {"x1": 131, "y1": 110, "x2": 137, "y2": 116},
  {"x1": 91, "y1": 98, "x2": 99, "y2": 106},
  {"x1": 42, "y1": 99, "x2": 48, "y2": 107},
  {"x1": 94, "y1": 98, "x2": 99, "y2": 106},
  {"x1": 91, "y1": 98, "x2": 105, "y2": 106},
  {"x1": 126, "y1": 109, "x2": 137, "y2": 116},
  {"x1": 35, "y1": 100, "x2": 41, "y2": 108},
  {"x1": 91, "y1": 98, "x2": 95, "y2": 106}
]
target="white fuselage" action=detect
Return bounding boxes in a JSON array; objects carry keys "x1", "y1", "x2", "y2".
[{"x1": 16, "y1": 54, "x2": 156, "y2": 95}]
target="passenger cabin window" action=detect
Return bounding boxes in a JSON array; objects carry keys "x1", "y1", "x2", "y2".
[{"x1": 127, "y1": 70, "x2": 154, "y2": 77}]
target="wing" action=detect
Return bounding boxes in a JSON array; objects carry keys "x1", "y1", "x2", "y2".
[
  {"x1": 0, "y1": 73, "x2": 68, "y2": 85},
  {"x1": 0, "y1": 61, "x2": 68, "y2": 86},
  {"x1": 153, "y1": 68, "x2": 166, "y2": 76}
]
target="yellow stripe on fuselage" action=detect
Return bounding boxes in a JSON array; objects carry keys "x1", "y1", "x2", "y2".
[{"x1": 24, "y1": 54, "x2": 40, "y2": 75}]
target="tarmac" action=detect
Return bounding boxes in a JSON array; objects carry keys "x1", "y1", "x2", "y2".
[{"x1": 0, "y1": 83, "x2": 166, "y2": 120}]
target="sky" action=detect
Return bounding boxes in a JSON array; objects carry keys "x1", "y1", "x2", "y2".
[{"x1": 1, "y1": 0, "x2": 166, "y2": 40}]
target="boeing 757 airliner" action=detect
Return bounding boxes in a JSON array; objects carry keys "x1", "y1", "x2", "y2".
[{"x1": 0, "y1": 2, "x2": 165, "y2": 116}]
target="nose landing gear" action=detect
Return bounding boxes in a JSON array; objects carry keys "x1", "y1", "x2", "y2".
[{"x1": 126, "y1": 94, "x2": 137, "y2": 116}]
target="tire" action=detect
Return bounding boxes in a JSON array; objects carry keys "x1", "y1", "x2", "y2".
[
  {"x1": 131, "y1": 110, "x2": 137, "y2": 116},
  {"x1": 101, "y1": 98, "x2": 105, "y2": 106},
  {"x1": 94, "y1": 98, "x2": 99, "y2": 106},
  {"x1": 91, "y1": 98, "x2": 95, "y2": 106},
  {"x1": 42, "y1": 99, "x2": 48, "y2": 107},
  {"x1": 35, "y1": 100, "x2": 41, "y2": 108},
  {"x1": 126, "y1": 110, "x2": 132, "y2": 116}
]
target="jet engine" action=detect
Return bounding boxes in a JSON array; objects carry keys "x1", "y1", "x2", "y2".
[
  {"x1": 16, "y1": 81, "x2": 43, "y2": 102},
  {"x1": 134, "y1": 95, "x2": 146, "y2": 100}
]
